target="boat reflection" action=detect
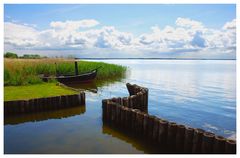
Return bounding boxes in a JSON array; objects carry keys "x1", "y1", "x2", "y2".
[
  {"x1": 65, "y1": 82, "x2": 98, "y2": 93},
  {"x1": 65, "y1": 76, "x2": 126, "y2": 93},
  {"x1": 4, "y1": 105, "x2": 86, "y2": 125}
]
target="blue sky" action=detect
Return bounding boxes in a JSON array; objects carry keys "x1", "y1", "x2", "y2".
[{"x1": 4, "y1": 4, "x2": 236, "y2": 58}]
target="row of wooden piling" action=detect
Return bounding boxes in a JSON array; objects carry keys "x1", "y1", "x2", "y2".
[
  {"x1": 102, "y1": 83, "x2": 236, "y2": 154},
  {"x1": 4, "y1": 92, "x2": 85, "y2": 116}
]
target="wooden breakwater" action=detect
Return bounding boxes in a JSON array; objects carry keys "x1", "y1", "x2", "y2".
[
  {"x1": 102, "y1": 83, "x2": 236, "y2": 154},
  {"x1": 124, "y1": 83, "x2": 148, "y2": 112},
  {"x1": 4, "y1": 92, "x2": 85, "y2": 116}
]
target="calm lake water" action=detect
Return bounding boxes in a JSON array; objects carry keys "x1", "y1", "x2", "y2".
[{"x1": 4, "y1": 59, "x2": 236, "y2": 154}]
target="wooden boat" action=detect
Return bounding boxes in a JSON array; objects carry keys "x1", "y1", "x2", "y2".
[
  {"x1": 40, "y1": 68, "x2": 98, "y2": 84},
  {"x1": 40, "y1": 61, "x2": 101, "y2": 84}
]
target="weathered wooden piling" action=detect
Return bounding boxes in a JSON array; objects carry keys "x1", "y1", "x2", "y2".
[
  {"x1": 135, "y1": 110, "x2": 144, "y2": 135},
  {"x1": 184, "y1": 127, "x2": 194, "y2": 153},
  {"x1": 102, "y1": 99, "x2": 108, "y2": 121},
  {"x1": 225, "y1": 139, "x2": 236, "y2": 154},
  {"x1": 192, "y1": 128, "x2": 205, "y2": 153},
  {"x1": 213, "y1": 135, "x2": 226, "y2": 153},
  {"x1": 143, "y1": 113, "x2": 149, "y2": 136},
  {"x1": 152, "y1": 117, "x2": 160, "y2": 142},
  {"x1": 131, "y1": 109, "x2": 138, "y2": 132},
  {"x1": 111, "y1": 102, "x2": 117, "y2": 123},
  {"x1": 167, "y1": 122, "x2": 177, "y2": 151},
  {"x1": 131, "y1": 95, "x2": 137, "y2": 109},
  {"x1": 122, "y1": 97, "x2": 129, "y2": 107},
  {"x1": 106, "y1": 101, "x2": 112, "y2": 123},
  {"x1": 120, "y1": 106, "x2": 126, "y2": 127},
  {"x1": 147, "y1": 115, "x2": 155, "y2": 140},
  {"x1": 176, "y1": 124, "x2": 186, "y2": 153},
  {"x1": 201, "y1": 132, "x2": 215, "y2": 153},
  {"x1": 116, "y1": 104, "x2": 121, "y2": 124},
  {"x1": 19, "y1": 100, "x2": 25, "y2": 113},
  {"x1": 158, "y1": 119, "x2": 168, "y2": 146}
]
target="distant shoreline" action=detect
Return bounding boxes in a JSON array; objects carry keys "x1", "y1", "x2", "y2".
[{"x1": 76, "y1": 58, "x2": 236, "y2": 60}]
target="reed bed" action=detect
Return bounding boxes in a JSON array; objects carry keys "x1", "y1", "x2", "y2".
[{"x1": 4, "y1": 58, "x2": 127, "y2": 86}]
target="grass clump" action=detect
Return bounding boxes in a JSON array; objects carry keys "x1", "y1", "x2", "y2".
[
  {"x1": 4, "y1": 83, "x2": 78, "y2": 101},
  {"x1": 4, "y1": 58, "x2": 127, "y2": 86}
]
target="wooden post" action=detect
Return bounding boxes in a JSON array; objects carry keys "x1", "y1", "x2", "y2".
[
  {"x1": 23, "y1": 100, "x2": 29, "y2": 113},
  {"x1": 126, "y1": 83, "x2": 135, "y2": 96},
  {"x1": 135, "y1": 111, "x2": 142, "y2": 135},
  {"x1": 167, "y1": 122, "x2": 177, "y2": 152},
  {"x1": 158, "y1": 119, "x2": 168, "y2": 146},
  {"x1": 120, "y1": 106, "x2": 126, "y2": 127},
  {"x1": 19, "y1": 100, "x2": 25, "y2": 113},
  {"x1": 122, "y1": 97, "x2": 129, "y2": 107},
  {"x1": 116, "y1": 104, "x2": 121, "y2": 125},
  {"x1": 152, "y1": 117, "x2": 160, "y2": 142},
  {"x1": 125, "y1": 107, "x2": 132, "y2": 129},
  {"x1": 36, "y1": 98, "x2": 41, "y2": 111},
  {"x1": 131, "y1": 109, "x2": 138, "y2": 132},
  {"x1": 201, "y1": 132, "x2": 215, "y2": 153},
  {"x1": 131, "y1": 95, "x2": 137, "y2": 109},
  {"x1": 74, "y1": 61, "x2": 78, "y2": 75},
  {"x1": 4, "y1": 101, "x2": 9, "y2": 115},
  {"x1": 192, "y1": 128, "x2": 205, "y2": 153},
  {"x1": 184, "y1": 127, "x2": 194, "y2": 153},
  {"x1": 138, "y1": 112, "x2": 144, "y2": 135},
  {"x1": 102, "y1": 99, "x2": 108, "y2": 121},
  {"x1": 106, "y1": 101, "x2": 112, "y2": 123},
  {"x1": 111, "y1": 97, "x2": 117, "y2": 103},
  {"x1": 176, "y1": 124, "x2": 186, "y2": 153},
  {"x1": 129, "y1": 109, "x2": 135, "y2": 131},
  {"x1": 47, "y1": 97, "x2": 52, "y2": 110},
  {"x1": 147, "y1": 115, "x2": 155, "y2": 140},
  {"x1": 68, "y1": 95, "x2": 73, "y2": 107},
  {"x1": 143, "y1": 113, "x2": 149, "y2": 137},
  {"x1": 137, "y1": 92, "x2": 143, "y2": 110},
  {"x1": 111, "y1": 102, "x2": 117, "y2": 124},
  {"x1": 117, "y1": 97, "x2": 122, "y2": 105},
  {"x1": 213, "y1": 135, "x2": 226, "y2": 153},
  {"x1": 34, "y1": 98, "x2": 40, "y2": 112},
  {"x1": 225, "y1": 139, "x2": 236, "y2": 154}
]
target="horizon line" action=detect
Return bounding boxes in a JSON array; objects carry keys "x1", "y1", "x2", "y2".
[{"x1": 75, "y1": 57, "x2": 236, "y2": 60}]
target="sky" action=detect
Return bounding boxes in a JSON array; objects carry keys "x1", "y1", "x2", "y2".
[{"x1": 4, "y1": 4, "x2": 236, "y2": 58}]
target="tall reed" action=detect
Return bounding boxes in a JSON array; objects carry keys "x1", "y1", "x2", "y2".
[{"x1": 4, "y1": 59, "x2": 127, "y2": 86}]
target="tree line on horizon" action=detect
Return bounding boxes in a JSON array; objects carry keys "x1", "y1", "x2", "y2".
[{"x1": 4, "y1": 52, "x2": 77, "y2": 59}]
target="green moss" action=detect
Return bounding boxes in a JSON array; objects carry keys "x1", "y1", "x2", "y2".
[{"x1": 4, "y1": 83, "x2": 78, "y2": 101}]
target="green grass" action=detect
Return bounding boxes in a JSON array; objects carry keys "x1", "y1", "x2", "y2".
[
  {"x1": 4, "y1": 58, "x2": 127, "y2": 86},
  {"x1": 4, "y1": 83, "x2": 78, "y2": 101}
]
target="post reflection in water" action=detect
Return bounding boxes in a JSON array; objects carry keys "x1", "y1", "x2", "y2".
[
  {"x1": 4, "y1": 105, "x2": 86, "y2": 125},
  {"x1": 102, "y1": 122, "x2": 169, "y2": 154}
]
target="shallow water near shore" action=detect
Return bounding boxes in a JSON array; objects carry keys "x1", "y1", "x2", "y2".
[{"x1": 4, "y1": 59, "x2": 236, "y2": 154}]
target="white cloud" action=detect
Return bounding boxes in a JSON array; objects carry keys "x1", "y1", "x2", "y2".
[
  {"x1": 176, "y1": 17, "x2": 204, "y2": 31},
  {"x1": 223, "y1": 19, "x2": 236, "y2": 30},
  {"x1": 4, "y1": 18, "x2": 236, "y2": 58},
  {"x1": 4, "y1": 22, "x2": 40, "y2": 47},
  {"x1": 50, "y1": 19, "x2": 99, "y2": 30}
]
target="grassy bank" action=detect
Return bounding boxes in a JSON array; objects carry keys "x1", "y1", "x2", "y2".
[
  {"x1": 4, "y1": 83, "x2": 78, "y2": 101},
  {"x1": 4, "y1": 58, "x2": 127, "y2": 86}
]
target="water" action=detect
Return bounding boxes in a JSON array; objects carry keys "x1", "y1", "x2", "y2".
[{"x1": 4, "y1": 59, "x2": 236, "y2": 154}]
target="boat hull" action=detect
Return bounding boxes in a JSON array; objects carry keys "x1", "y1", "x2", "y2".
[{"x1": 41, "y1": 69, "x2": 97, "y2": 84}]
